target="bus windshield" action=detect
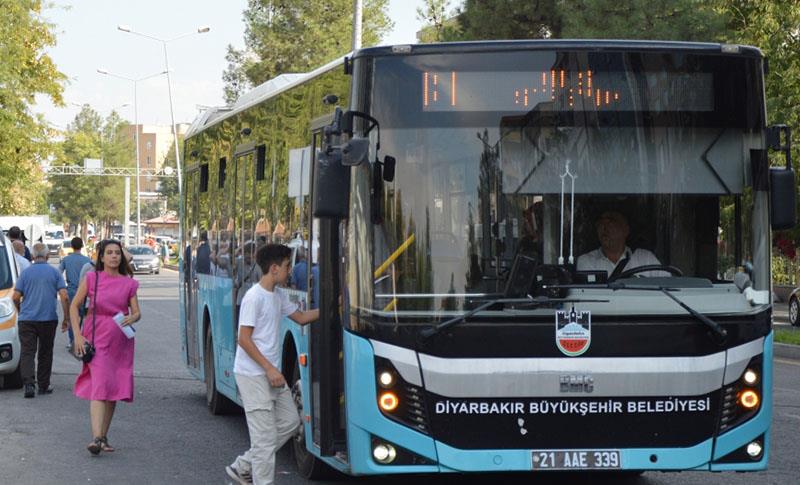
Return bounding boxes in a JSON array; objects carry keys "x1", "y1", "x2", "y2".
[{"x1": 354, "y1": 49, "x2": 766, "y2": 318}]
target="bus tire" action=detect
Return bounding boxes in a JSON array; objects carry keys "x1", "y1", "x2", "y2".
[
  {"x1": 204, "y1": 331, "x2": 238, "y2": 415},
  {"x1": 291, "y1": 359, "x2": 335, "y2": 479}
]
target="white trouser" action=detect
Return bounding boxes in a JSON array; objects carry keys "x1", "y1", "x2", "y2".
[{"x1": 232, "y1": 373, "x2": 301, "y2": 485}]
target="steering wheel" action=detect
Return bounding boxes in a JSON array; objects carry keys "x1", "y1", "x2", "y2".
[{"x1": 610, "y1": 264, "x2": 683, "y2": 281}]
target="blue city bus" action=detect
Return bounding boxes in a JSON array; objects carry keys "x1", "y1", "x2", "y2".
[{"x1": 180, "y1": 40, "x2": 796, "y2": 477}]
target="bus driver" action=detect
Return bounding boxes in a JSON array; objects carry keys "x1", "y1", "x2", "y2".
[{"x1": 576, "y1": 210, "x2": 664, "y2": 278}]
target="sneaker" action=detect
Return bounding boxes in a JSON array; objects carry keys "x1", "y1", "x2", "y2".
[
  {"x1": 24, "y1": 384, "x2": 35, "y2": 398},
  {"x1": 38, "y1": 384, "x2": 54, "y2": 395},
  {"x1": 225, "y1": 465, "x2": 252, "y2": 484}
]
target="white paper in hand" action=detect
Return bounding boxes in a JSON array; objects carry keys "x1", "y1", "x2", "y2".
[{"x1": 113, "y1": 312, "x2": 135, "y2": 339}]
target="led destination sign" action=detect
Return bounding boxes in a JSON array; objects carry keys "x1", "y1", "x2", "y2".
[{"x1": 422, "y1": 70, "x2": 714, "y2": 113}]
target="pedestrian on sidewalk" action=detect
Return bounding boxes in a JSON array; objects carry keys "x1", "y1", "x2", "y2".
[
  {"x1": 12, "y1": 240, "x2": 31, "y2": 273},
  {"x1": 226, "y1": 244, "x2": 319, "y2": 485},
  {"x1": 70, "y1": 239, "x2": 141, "y2": 456},
  {"x1": 59, "y1": 237, "x2": 91, "y2": 350},
  {"x1": 11, "y1": 243, "x2": 70, "y2": 398},
  {"x1": 8, "y1": 226, "x2": 32, "y2": 261}
]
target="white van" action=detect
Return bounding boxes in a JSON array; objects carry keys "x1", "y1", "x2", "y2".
[{"x1": 0, "y1": 229, "x2": 20, "y2": 388}]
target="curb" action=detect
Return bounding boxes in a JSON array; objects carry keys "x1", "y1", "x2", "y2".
[
  {"x1": 774, "y1": 342, "x2": 800, "y2": 361},
  {"x1": 164, "y1": 264, "x2": 179, "y2": 271}
]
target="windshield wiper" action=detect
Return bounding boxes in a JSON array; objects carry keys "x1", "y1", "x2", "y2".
[
  {"x1": 543, "y1": 281, "x2": 728, "y2": 344},
  {"x1": 418, "y1": 296, "x2": 608, "y2": 341}
]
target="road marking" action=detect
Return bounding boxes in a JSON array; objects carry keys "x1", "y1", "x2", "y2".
[{"x1": 775, "y1": 358, "x2": 800, "y2": 366}]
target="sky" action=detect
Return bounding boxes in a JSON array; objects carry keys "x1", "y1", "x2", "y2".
[{"x1": 34, "y1": 0, "x2": 434, "y2": 130}]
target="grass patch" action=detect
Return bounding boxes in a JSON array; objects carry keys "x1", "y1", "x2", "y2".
[{"x1": 774, "y1": 327, "x2": 800, "y2": 346}]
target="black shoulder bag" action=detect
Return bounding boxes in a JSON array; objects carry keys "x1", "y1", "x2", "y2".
[{"x1": 80, "y1": 271, "x2": 99, "y2": 363}]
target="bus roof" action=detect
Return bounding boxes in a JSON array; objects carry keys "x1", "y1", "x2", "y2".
[
  {"x1": 185, "y1": 55, "x2": 348, "y2": 139},
  {"x1": 186, "y1": 39, "x2": 763, "y2": 139},
  {"x1": 351, "y1": 39, "x2": 764, "y2": 60}
]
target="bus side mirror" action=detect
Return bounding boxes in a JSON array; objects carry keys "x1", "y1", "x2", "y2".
[
  {"x1": 382, "y1": 155, "x2": 396, "y2": 182},
  {"x1": 313, "y1": 149, "x2": 350, "y2": 219},
  {"x1": 770, "y1": 167, "x2": 796, "y2": 230},
  {"x1": 766, "y1": 124, "x2": 796, "y2": 230},
  {"x1": 341, "y1": 137, "x2": 370, "y2": 166}
]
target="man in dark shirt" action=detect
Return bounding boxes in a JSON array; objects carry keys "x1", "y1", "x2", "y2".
[
  {"x1": 196, "y1": 231, "x2": 211, "y2": 275},
  {"x1": 59, "y1": 237, "x2": 91, "y2": 349},
  {"x1": 12, "y1": 243, "x2": 69, "y2": 398},
  {"x1": 290, "y1": 248, "x2": 308, "y2": 291},
  {"x1": 8, "y1": 226, "x2": 32, "y2": 261}
]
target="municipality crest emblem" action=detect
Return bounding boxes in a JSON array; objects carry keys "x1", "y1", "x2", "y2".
[{"x1": 555, "y1": 307, "x2": 591, "y2": 356}]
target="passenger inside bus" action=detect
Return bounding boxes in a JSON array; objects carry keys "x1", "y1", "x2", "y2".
[
  {"x1": 576, "y1": 210, "x2": 665, "y2": 278},
  {"x1": 196, "y1": 231, "x2": 211, "y2": 275}
]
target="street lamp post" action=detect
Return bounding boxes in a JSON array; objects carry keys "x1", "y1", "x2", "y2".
[
  {"x1": 70, "y1": 101, "x2": 131, "y2": 113},
  {"x1": 117, "y1": 25, "x2": 211, "y2": 199},
  {"x1": 97, "y1": 68, "x2": 166, "y2": 245}
]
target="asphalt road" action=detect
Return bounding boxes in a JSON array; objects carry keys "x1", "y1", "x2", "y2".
[{"x1": 0, "y1": 270, "x2": 798, "y2": 485}]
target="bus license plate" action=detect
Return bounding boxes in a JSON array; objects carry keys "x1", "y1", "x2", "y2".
[{"x1": 532, "y1": 450, "x2": 620, "y2": 470}]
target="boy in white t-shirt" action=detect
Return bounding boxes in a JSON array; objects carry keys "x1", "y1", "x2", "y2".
[{"x1": 226, "y1": 244, "x2": 319, "y2": 485}]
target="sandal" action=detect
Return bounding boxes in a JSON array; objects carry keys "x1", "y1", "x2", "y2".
[
  {"x1": 99, "y1": 436, "x2": 115, "y2": 452},
  {"x1": 87, "y1": 437, "x2": 103, "y2": 455}
]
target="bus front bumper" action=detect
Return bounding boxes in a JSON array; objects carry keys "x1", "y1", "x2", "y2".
[{"x1": 344, "y1": 331, "x2": 772, "y2": 475}]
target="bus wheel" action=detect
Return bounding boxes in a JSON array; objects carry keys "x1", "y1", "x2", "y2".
[
  {"x1": 291, "y1": 360, "x2": 334, "y2": 479},
  {"x1": 790, "y1": 296, "x2": 800, "y2": 327},
  {"x1": 204, "y1": 331, "x2": 238, "y2": 415}
]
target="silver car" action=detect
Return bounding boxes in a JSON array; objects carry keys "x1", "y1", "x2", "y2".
[{"x1": 127, "y1": 245, "x2": 162, "y2": 275}]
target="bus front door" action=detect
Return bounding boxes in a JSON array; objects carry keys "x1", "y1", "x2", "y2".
[
  {"x1": 185, "y1": 169, "x2": 200, "y2": 370},
  {"x1": 308, "y1": 126, "x2": 347, "y2": 457}
]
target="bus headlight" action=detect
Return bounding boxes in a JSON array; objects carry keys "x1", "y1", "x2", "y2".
[
  {"x1": 374, "y1": 356, "x2": 430, "y2": 434},
  {"x1": 739, "y1": 390, "x2": 759, "y2": 409},
  {"x1": 378, "y1": 370, "x2": 395, "y2": 388},
  {"x1": 379, "y1": 391, "x2": 399, "y2": 412},
  {"x1": 746, "y1": 440, "x2": 763, "y2": 458},
  {"x1": 743, "y1": 369, "x2": 758, "y2": 385},
  {"x1": 719, "y1": 355, "x2": 763, "y2": 432},
  {"x1": 372, "y1": 443, "x2": 397, "y2": 464}
]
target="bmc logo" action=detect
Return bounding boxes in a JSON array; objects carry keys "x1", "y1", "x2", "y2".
[{"x1": 559, "y1": 374, "x2": 594, "y2": 393}]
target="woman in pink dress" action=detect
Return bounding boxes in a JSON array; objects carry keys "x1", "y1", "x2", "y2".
[{"x1": 70, "y1": 239, "x2": 141, "y2": 455}]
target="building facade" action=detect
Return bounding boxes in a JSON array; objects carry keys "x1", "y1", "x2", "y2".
[{"x1": 124, "y1": 123, "x2": 189, "y2": 192}]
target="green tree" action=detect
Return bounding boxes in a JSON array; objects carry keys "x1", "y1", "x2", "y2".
[
  {"x1": 223, "y1": 0, "x2": 393, "y2": 103},
  {"x1": 0, "y1": 0, "x2": 66, "y2": 213},
  {"x1": 717, "y1": 0, "x2": 800, "y2": 245},
  {"x1": 560, "y1": 0, "x2": 728, "y2": 41},
  {"x1": 416, "y1": 0, "x2": 462, "y2": 43},
  {"x1": 48, "y1": 107, "x2": 133, "y2": 239},
  {"x1": 159, "y1": 136, "x2": 182, "y2": 214},
  {"x1": 424, "y1": 0, "x2": 728, "y2": 43},
  {"x1": 457, "y1": 0, "x2": 562, "y2": 40}
]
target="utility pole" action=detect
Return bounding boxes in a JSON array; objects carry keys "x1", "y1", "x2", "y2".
[
  {"x1": 352, "y1": 0, "x2": 363, "y2": 50},
  {"x1": 124, "y1": 177, "x2": 130, "y2": 245}
]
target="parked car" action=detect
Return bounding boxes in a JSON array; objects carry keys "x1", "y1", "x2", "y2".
[
  {"x1": 127, "y1": 245, "x2": 161, "y2": 274},
  {"x1": 58, "y1": 239, "x2": 74, "y2": 260},
  {"x1": 789, "y1": 288, "x2": 800, "y2": 326},
  {"x1": 0, "y1": 228, "x2": 21, "y2": 389}
]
